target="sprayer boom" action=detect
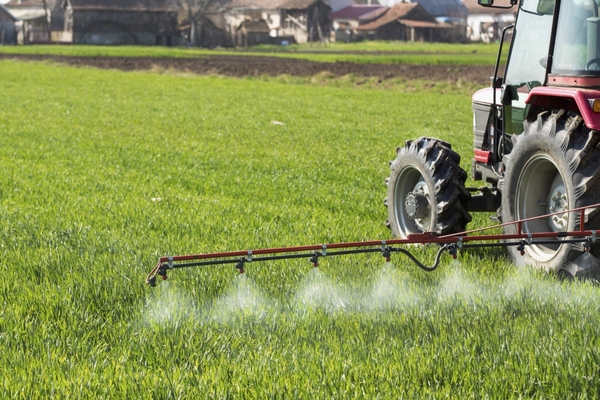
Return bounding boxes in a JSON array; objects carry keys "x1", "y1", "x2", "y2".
[{"x1": 145, "y1": 204, "x2": 600, "y2": 286}]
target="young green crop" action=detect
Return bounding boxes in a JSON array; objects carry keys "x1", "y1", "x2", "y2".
[
  {"x1": 1, "y1": 59, "x2": 599, "y2": 398},
  {"x1": 0, "y1": 42, "x2": 503, "y2": 65}
]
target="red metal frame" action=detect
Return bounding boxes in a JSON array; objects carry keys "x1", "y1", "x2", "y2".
[
  {"x1": 526, "y1": 86, "x2": 600, "y2": 130},
  {"x1": 474, "y1": 149, "x2": 491, "y2": 163}
]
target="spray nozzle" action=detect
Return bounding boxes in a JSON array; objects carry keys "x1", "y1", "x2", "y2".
[
  {"x1": 310, "y1": 252, "x2": 319, "y2": 268},
  {"x1": 517, "y1": 240, "x2": 526, "y2": 256},
  {"x1": 381, "y1": 247, "x2": 391, "y2": 263},
  {"x1": 236, "y1": 258, "x2": 246, "y2": 274},
  {"x1": 148, "y1": 276, "x2": 157, "y2": 287},
  {"x1": 157, "y1": 268, "x2": 168, "y2": 281},
  {"x1": 447, "y1": 244, "x2": 458, "y2": 259}
]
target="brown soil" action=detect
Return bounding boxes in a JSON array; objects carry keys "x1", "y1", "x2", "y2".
[{"x1": 0, "y1": 53, "x2": 493, "y2": 85}]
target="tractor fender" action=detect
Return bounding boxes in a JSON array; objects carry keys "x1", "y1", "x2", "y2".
[
  {"x1": 525, "y1": 86, "x2": 600, "y2": 130},
  {"x1": 471, "y1": 87, "x2": 501, "y2": 106}
]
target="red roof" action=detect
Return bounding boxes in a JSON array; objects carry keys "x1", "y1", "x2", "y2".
[
  {"x1": 329, "y1": 4, "x2": 385, "y2": 20},
  {"x1": 358, "y1": 2, "x2": 438, "y2": 30}
]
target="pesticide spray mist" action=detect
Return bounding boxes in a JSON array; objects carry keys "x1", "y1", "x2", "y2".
[
  {"x1": 141, "y1": 259, "x2": 600, "y2": 326},
  {"x1": 294, "y1": 267, "x2": 350, "y2": 313},
  {"x1": 208, "y1": 273, "x2": 273, "y2": 323}
]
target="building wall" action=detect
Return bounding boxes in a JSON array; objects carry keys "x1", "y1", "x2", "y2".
[
  {"x1": 71, "y1": 9, "x2": 179, "y2": 45},
  {"x1": 0, "y1": 14, "x2": 17, "y2": 45},
  {"x1": 364, "y1": 22, "x2": 410, "y2": 41},
  {"x1": 224, "y1": 8, "x2": 280, "y2": 43},
  {"x1": 467, "y1": 13, "x2": 514, "y2": 42},
  {"x1": 360, "y1": 22, "x2": 453, "y2": 42},
  {"x1": 279, "y1": 2, "x2": 330, "y2": 44}
]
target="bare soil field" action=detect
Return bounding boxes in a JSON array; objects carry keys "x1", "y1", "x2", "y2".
[{"x1": 0, "y1": 53, "x2": 493, "y2": 85}]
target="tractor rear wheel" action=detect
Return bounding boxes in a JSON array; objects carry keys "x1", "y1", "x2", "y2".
[
  {"x1": 501, "y1": 109, "x2": 600, "y2": 274},
  {"x1": 386, "y1": 137, "x2": 471, "y2": 238}
]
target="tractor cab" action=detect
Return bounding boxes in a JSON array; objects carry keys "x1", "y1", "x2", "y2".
[{"x1": 473, "y1": 0, "x2": 600, "y2": 186}]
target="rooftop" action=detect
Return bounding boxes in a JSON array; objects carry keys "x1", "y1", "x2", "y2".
[{"x1": 329, "y1": 4, "x2": 385, "y2": 20}]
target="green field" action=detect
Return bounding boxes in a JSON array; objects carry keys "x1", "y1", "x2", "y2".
[
  {"x1": 0, "y1": 41, "x2": 503, "y2": 65},
  {"x1": 2, "y1": 58, "x2": 600, "y2": 398}
]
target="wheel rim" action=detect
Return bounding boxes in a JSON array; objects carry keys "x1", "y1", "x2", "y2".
[
  {"x1": 516, "y1": 155, "x2": 569, "y2": 262},
  {"x1": 393, "y1": 166, "x2": 432, "y2": 237}
]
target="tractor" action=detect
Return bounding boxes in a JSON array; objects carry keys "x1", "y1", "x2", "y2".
[
  {"x1": 385, "y1": 0, "x2": 600, "y2": 279},
  {"x1": 147, "y1": 0, "x2": 600, "y2": 285}
]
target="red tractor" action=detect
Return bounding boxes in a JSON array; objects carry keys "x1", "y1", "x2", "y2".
[
  {"x1": 146, "y1": 0, "x2": 600, "y2": 286},
  {"x1": 386, "y1": 0, "x2": 600, "y2": 279}
]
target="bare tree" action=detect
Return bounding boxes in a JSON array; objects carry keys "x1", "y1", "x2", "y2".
[
  {"x1": 40, "y1": 0, "x2": 56, "y2": 42},
  {"x1": 177, "y1": 0, "x2": 219, "y2": 47}
]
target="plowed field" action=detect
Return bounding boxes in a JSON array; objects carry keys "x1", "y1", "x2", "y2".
[{"x1": 0, "y1": 53, "x2": 492, "y2": 85}]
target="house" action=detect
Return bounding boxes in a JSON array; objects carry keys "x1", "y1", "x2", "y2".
[
  {"x1": 208, "y1": 0, "x2": 330, "y2": 47},
  {"x1": 278, "y1": 0, "x2": 332, "y2": 44},
  {"x1": 0, "y1": 4, "x2": 18, "y2": 44},
  {"x1": 225, "y1": 0, "x2": 282, "y2": 46},
  {"x1": 4, "y1": 0, "x2": 73, "y2": 43},
  {"x1": 377, "y1": 0, "x2": 468, "y2": 42},
  {"x1": 328, "y1": 4, "x2": 386, "y2": 42},
  {"x1": 462, "y1": 0, "x2": 515, "y2": 42},
  {"x1": 357, "y1": 2, "x2": 450, "y2": 42},
  {"x1": 4, "y1": 0, "x2": 50, "y2": 43},
  {"x1": 236, "y1": 18, "x2": 270, "y2": 46},
  {"x1": 177, "y1": 0, "x2": 231, "y2": 48},
  {"x1": 61, "y1": 0, "x2": 181, "y2": 45}
]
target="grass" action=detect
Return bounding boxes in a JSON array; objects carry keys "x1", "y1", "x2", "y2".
[
  {"x1": 1, "y1": 59, "x2": 600, "y2": 398},
  {"x1": 0, "y1": 41, "x2": 503, "y2": 65}
]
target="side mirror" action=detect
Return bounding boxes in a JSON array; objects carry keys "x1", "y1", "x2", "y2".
[
  {"x1": 501, "y1": 84, "x2": 518, "y2": 105},
  {"x1": 491, "y1": 76, "x2": 504, "y2": 89},
  {"x1": 537, "y1": 0, "x2": 555, "y2": 15}
]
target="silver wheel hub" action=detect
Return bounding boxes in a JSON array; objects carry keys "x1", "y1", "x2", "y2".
[
  {"x1": 547, "y1": 173, "x2": 569, "y2": 232},
  {"x1": 410, "y1": 180, "x2": 430, "y2": 231},
  {"x1": 393, "y1": 167, "x2": 433, "y2": 238}
]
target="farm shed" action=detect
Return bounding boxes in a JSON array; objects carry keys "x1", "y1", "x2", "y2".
[
  {"x1": 225, "y1": 0, "x2": 281, "y2": 47},
  {"x1": 278, "y1": 0, "x2": 331, "y2": 44},
  {"x1": 0, "y1": 4, "x2": 18, "y2": 45},
  {"x1": 328, "y1": 4, "x2": 386, "y2": 42},
  {"x1": 5, "y1": 0, "x2": 72, "y2": 43},
  {"x1": 4, "y1": 0, "x2": 50, "y2": 43},
  {"x1": 357, "y1": 2, "x2": 450, "y2": 42},
  {"x1": 236, "y1": 19, "x2": 271, "y2": 47},
  {"x1": 176, "y1": 0, "x2": 229, "y2": 47},
  {"x1": 200, "y1": 0, "x2": 330, "y2": 47},
  {"x1": 62, "y1": 0, "x2": 181, "y2": 45}
]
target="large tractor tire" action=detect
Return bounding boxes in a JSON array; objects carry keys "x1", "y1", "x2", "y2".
[
  {"x1": 385, "y1": 137, "x2": 471, "y2": 238},
  {"x1": 501, "y1": 109, "x2": 600, "y2": 276}
]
